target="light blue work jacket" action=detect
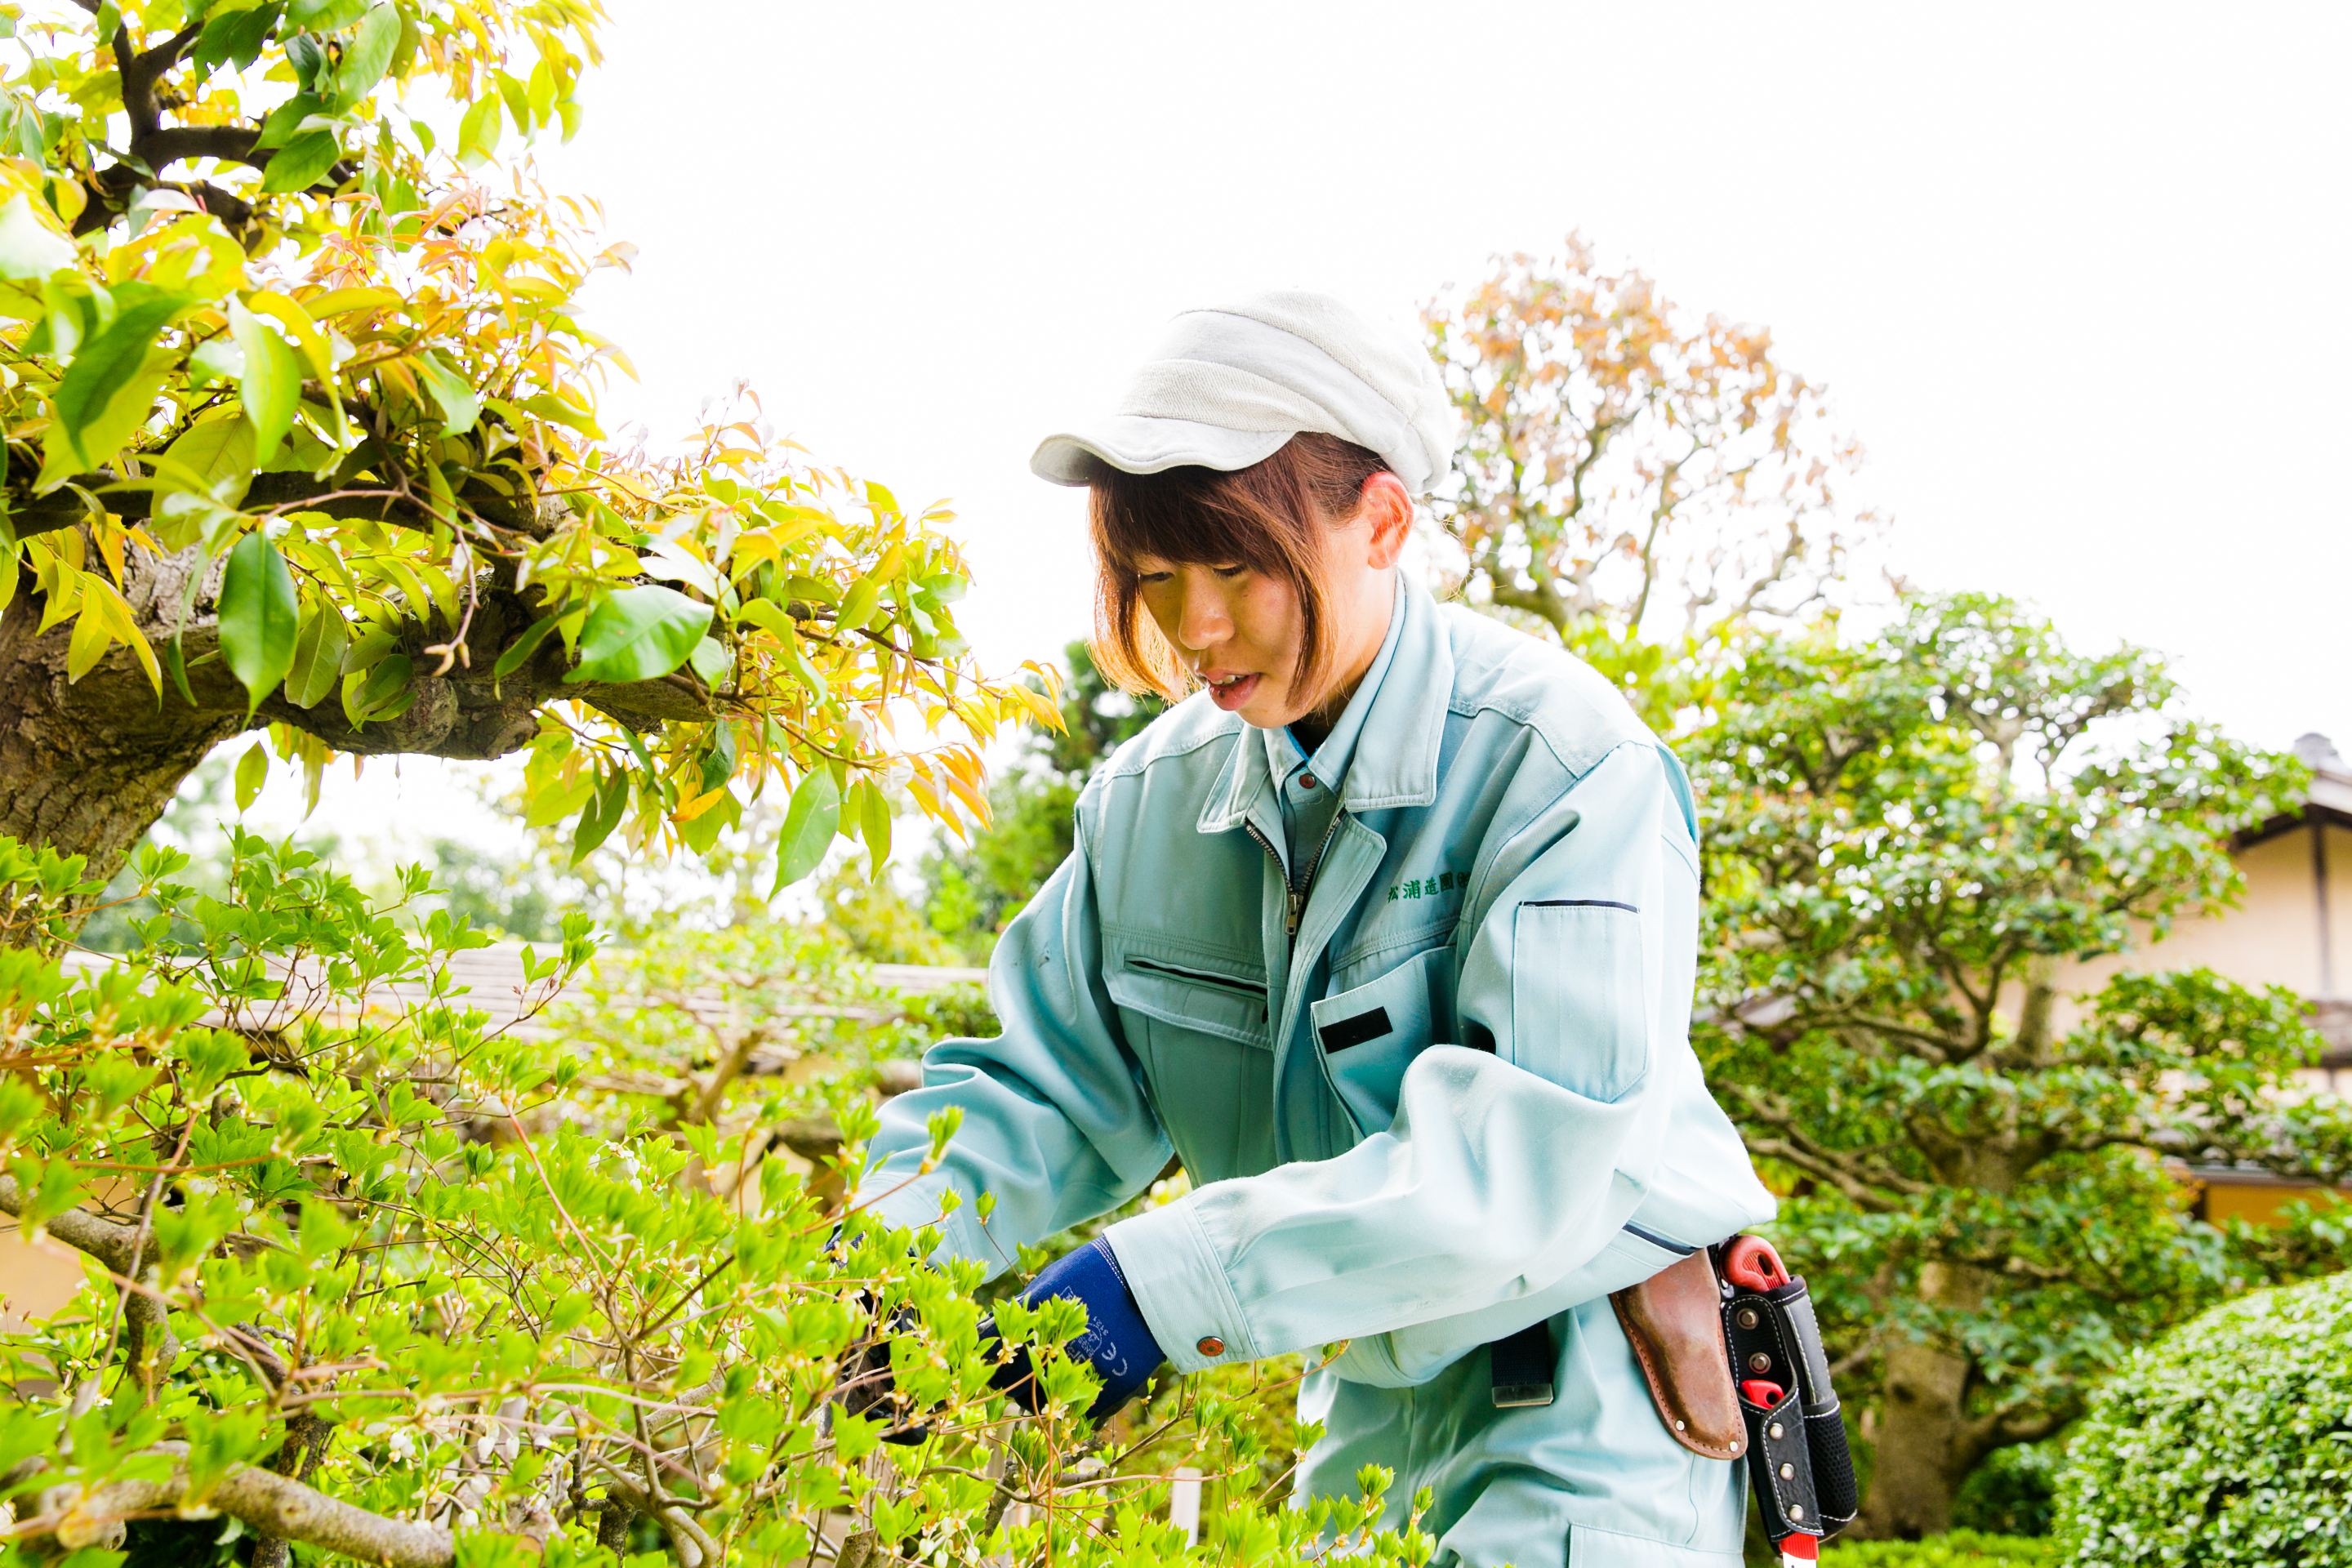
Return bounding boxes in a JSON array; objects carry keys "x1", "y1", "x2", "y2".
[{"x1": 860, "y1": 579, "x2": 1775, "y2": 1568}]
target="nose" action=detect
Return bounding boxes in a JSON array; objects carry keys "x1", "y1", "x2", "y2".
[{"x1": 1174, "y1": 572, "x2": 1232, "y2": 657}]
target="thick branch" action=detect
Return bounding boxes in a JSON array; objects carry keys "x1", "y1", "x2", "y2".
[
  {"x1": 117, "y1": 23, "x2": 203, "y2": 142},
  {"x1": 1956, "y1": 1395, "x2": 2076, "y2": 1472},
  {"x1": 0, "y1": 1176, "x2": 179, "y2": 1391},
  {"x1": 1728, "y1": 1083, "x2": 1928, "y2": 1206},
  {"x1": 32, "y1": 1443, "x2": 457, "y2": 1567},
  {"x1": 134, "y1": 123, "x2": 265, "y2": 172},
  {"x1": 5, "y1": 470, "x2": 421, "y2": 541},
  {"x1": 1742, "y1": 1135, "x2": 1906, "y2": 1214},
  {"x1": 9, "y1": 456, "x2": 565, "y2": 543},
  {"x1": 0, "y1": 1174, "x2": 144, "y2": 1273}
]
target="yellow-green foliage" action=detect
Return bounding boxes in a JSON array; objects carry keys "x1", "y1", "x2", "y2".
[
  {"x1": 0, "y1": 0, "x2": 1051, "y2": 881},
  {"x1": 0, "y1": 837, "x2": 1430, "y2": 1565}
]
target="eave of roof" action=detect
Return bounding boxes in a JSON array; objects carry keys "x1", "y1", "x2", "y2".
[{"x1": 2233, "y1": 766, "x2": 2352, "y2": 850}]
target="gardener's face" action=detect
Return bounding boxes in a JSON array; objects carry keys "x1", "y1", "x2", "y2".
[{"x1": 1133, "y1": 473, "x2": 1414, "y2": 730}]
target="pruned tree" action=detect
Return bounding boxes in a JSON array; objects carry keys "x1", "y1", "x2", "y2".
[
  {"x1": 1422, "y1": 237, "x2": 1879, "y2": 719},
  {"x1": 1690, "y1": 593, "x2": 2352, "y2": 1536},
  {"x1": 0, "y1": 834, "x2": 1424, "y2": 1565},
  {"x1": 0, "y1": 0, "x2": 1050, "y2": 918}
]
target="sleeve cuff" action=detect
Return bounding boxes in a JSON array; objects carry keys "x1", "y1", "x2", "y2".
[{"x1": 1101, "y1": 1198, "x2": 1260, "y2": 1374}]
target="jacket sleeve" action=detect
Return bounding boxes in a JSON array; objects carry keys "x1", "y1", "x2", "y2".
[
  {"x1": 1101, "y1": 741, "x2": 1757, "y2": 1374},
  {"x1": 851, "y1": 833, "x2": 1174, "y2": 1278}
]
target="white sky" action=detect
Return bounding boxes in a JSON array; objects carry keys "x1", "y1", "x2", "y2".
[{"x1": 252, "y1": 1, "x2": 2352, "y2": 851}]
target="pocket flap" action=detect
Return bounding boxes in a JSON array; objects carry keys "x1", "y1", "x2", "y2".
[
  {"x1": 1310, "y1": 947, "x2": 1457, "y2": 1135},
  {"x1": 1310, "y1": 945, "x2": 1454, "y2": 1054},
  {"x1": 1107, "y1": 955, "x2": 1270, "y2": 1048}
]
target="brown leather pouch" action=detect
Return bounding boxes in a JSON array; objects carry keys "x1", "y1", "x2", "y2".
[{"x1": 1609, "y1": 1250, "x2": 1744, "y2": 1459}]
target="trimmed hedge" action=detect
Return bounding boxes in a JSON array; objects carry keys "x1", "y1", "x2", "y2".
[
  {"x1": 1826, "y1": 1531, "x2": 2062, "y2": 1566},
  {"x1": 2055, "y1": 1268, "x2": 2352, "y2": 1566}
]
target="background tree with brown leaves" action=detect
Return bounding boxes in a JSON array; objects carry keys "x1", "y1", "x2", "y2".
[{"x1": 1422, "y1": 236, "x2": 1880, "y2": 724}]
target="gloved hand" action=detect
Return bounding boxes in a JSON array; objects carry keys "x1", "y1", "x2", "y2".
[
  {"x1": 836, "y1": 1306, "x2": 933, "y2": 1444},
  {"x1": 827, "y1": 1228, "x2": 934, "y2": 1444},
  {"x1": 980, "y1": 1237, "x2": 1165, "y2": 1426}
]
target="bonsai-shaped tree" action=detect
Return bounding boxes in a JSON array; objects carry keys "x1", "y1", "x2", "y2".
[
  {"x1": 1693, "y1": 594, "x2": 2352, "y2": 1535},
  {"x1": 0, "y1": 0, "x2": 1056, "y2": 909}
]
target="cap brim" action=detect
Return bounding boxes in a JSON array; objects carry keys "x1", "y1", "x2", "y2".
[{"x1": 1031, "y1": 416, "x2": 1294, "y2": 488}]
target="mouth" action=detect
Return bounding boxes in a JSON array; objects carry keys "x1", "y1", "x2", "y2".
[{"x1": 1202, "y1": 671, "x2": 1261, "y2": 712}]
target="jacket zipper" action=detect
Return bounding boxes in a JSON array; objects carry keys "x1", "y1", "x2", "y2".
[
  {"x1": 1244, "y1": 811, "x2": 1348, "y2": 942},
  {"x1": 1241, "y1": 821, "x2": 1295, "y2": 935}
]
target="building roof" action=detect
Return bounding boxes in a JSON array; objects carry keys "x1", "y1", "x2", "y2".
[{"x1": 2234, "y1": 732, "x2": 2352, "y2": 848}]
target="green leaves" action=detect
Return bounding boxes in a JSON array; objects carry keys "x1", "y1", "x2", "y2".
[
  {"x1": 261, "y1": 130, "x2": 343, "y2": 194},
  {"x1": 284, "y1": 604, "x2": 349, "y2": 709},
  {"x1": 835, "y1": 576, "x2": 880, "y2": 633},
  {"x1": 50, "y1": 292, "x2": 185, "y2": 468},
  {"x1": 772, "y1": 769, "x2": 840, "y2": 893},
  {"x1": 1685, "y1": 594, "x2": 2339, "y2": 1525},
  {"x1": 572, "y1": 767, "x2": 629, "y2": 866},
  {"x1": 564, "y1": 585, "x2": 713, "y2": 685},
  {"x1": 457, "y1": 92, "x2": 502, "y2": 167},
  {"x1": 333, "y1": 5, "x2": 402, "y2": 107},
  {"x1": 412, "y1": 350, "x2": 480, "y2": 434},
  {"x1": 341, "y1": 652, "x2": 413, "y2": 724},
  {"x1": 163, "y1": 413, "x2": 256, "y2": 505},
  {"x1": 0, "y1": 818, "x2": 1447, "y2": 1568},
  {"x1": 0, "y1": 192, "x2": 73, "y2": 279},
  {"x1": 2057, "y1": 1271, "x2": 2352, "y2": 1566},
  {"x1": 218, "y1": 532, "x2": 299, "y2": 719},
  {"x1": 234, "y1": 741, "x2": 269, "y2": 810},
  {"x1": 228, "y1": 299, "x2": 303, "y2": 463},
  {"x1": 192, "y1": 2, "x2": 284, "y2": 77},
  {"x1": 856, "y1": 777, "x2": 892, "y2": 876}
]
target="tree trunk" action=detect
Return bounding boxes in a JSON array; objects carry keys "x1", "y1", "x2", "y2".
[
  {"x1": 1857, "y1": 1336, "x2": 1976, "y2": 1538},
  {"x1": 1, "y1": 528, "x2": 709, "y2": 902},
  {"x1": 1855, "y1": 1254, "x2": 2007, "y2": 1539},
  {"x1": 0, "y1": 545, "x2": 243, "y2": 889}
]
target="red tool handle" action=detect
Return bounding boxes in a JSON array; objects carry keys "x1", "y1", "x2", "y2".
[{"x1": 1723, "y1": 1235, "x2": 1792, "y2": 1292}]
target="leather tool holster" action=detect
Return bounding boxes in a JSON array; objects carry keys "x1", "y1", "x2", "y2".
[
  {"x1": 1608, "y1": 1250, "x2": 1745, "y2": 1459},
  {"x1": 1612, "y1": 1241, "x2": 1858, "y2": 1552}
]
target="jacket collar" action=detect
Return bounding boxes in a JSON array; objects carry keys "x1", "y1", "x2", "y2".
[{"x1": 1197, "y1": 577, "x2": 1451, "y2": 835}]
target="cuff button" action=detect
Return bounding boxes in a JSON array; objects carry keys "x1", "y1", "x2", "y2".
[{"x1": 1196, "y1": 1336, "x2": 1226, "y2": 1356}]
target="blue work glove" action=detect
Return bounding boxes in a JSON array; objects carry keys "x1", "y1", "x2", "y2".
[
  {"x1": 826, "y1": 1227, "x2": 934, "y2": 1444},
  {"x1": 980, "y1": 1237, "x2": 1165, "y2": 1426}
]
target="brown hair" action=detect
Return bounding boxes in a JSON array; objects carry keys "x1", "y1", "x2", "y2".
[{"x1": 1088, "y1": 433, "x2": 1390, "y2": 701}]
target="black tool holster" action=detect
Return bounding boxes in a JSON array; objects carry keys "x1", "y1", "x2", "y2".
[{"x1": 1713, "y1": 1238, "x2": 1857, "y2": 1552}]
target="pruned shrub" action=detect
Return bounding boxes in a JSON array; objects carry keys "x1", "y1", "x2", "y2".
[
  {"x1": 1824, "y1": 1531, "x2": 2061, "y2": 1566},
  {"x1": 2054, "y1": 1268, "x2": 2352, "y2": 1566}
]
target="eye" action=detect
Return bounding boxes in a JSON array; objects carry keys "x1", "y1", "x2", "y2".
[
  {"x1": 1136, "y1": 570, "x2": 1174, "y2": 585},
  {"x1": 1212, "y1": 564, "x2": 1249, "y2": 579}
]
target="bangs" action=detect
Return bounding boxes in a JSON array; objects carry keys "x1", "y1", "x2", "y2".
[
  {"x1": 1092, "y1": 464, "x2": 1300, "y2": 576},
  {"x1": 1085, "y1": 434, "x2": 1389, "y2": 703}
]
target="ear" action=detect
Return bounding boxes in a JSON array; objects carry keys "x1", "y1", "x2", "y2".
[{"x1": 1360, "y1": 472, "x2": 1414, "y2": 569}]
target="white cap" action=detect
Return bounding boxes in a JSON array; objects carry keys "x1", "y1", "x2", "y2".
[{"x1": 1031, "y1": 290, "x2": 1459, "y2": 498}]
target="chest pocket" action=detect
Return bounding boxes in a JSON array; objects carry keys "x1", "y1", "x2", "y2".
[
  {"x1": 1309, "y1": 946, "x2": 1457, "y2": 1136},
  {"x1": 1106, "y1": 952, "x2": 1272, "y2": 1183}
]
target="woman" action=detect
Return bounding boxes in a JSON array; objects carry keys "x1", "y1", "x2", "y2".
[{"x1": 855, "y1": 292, "x2": 1775, "y2": 1568}]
